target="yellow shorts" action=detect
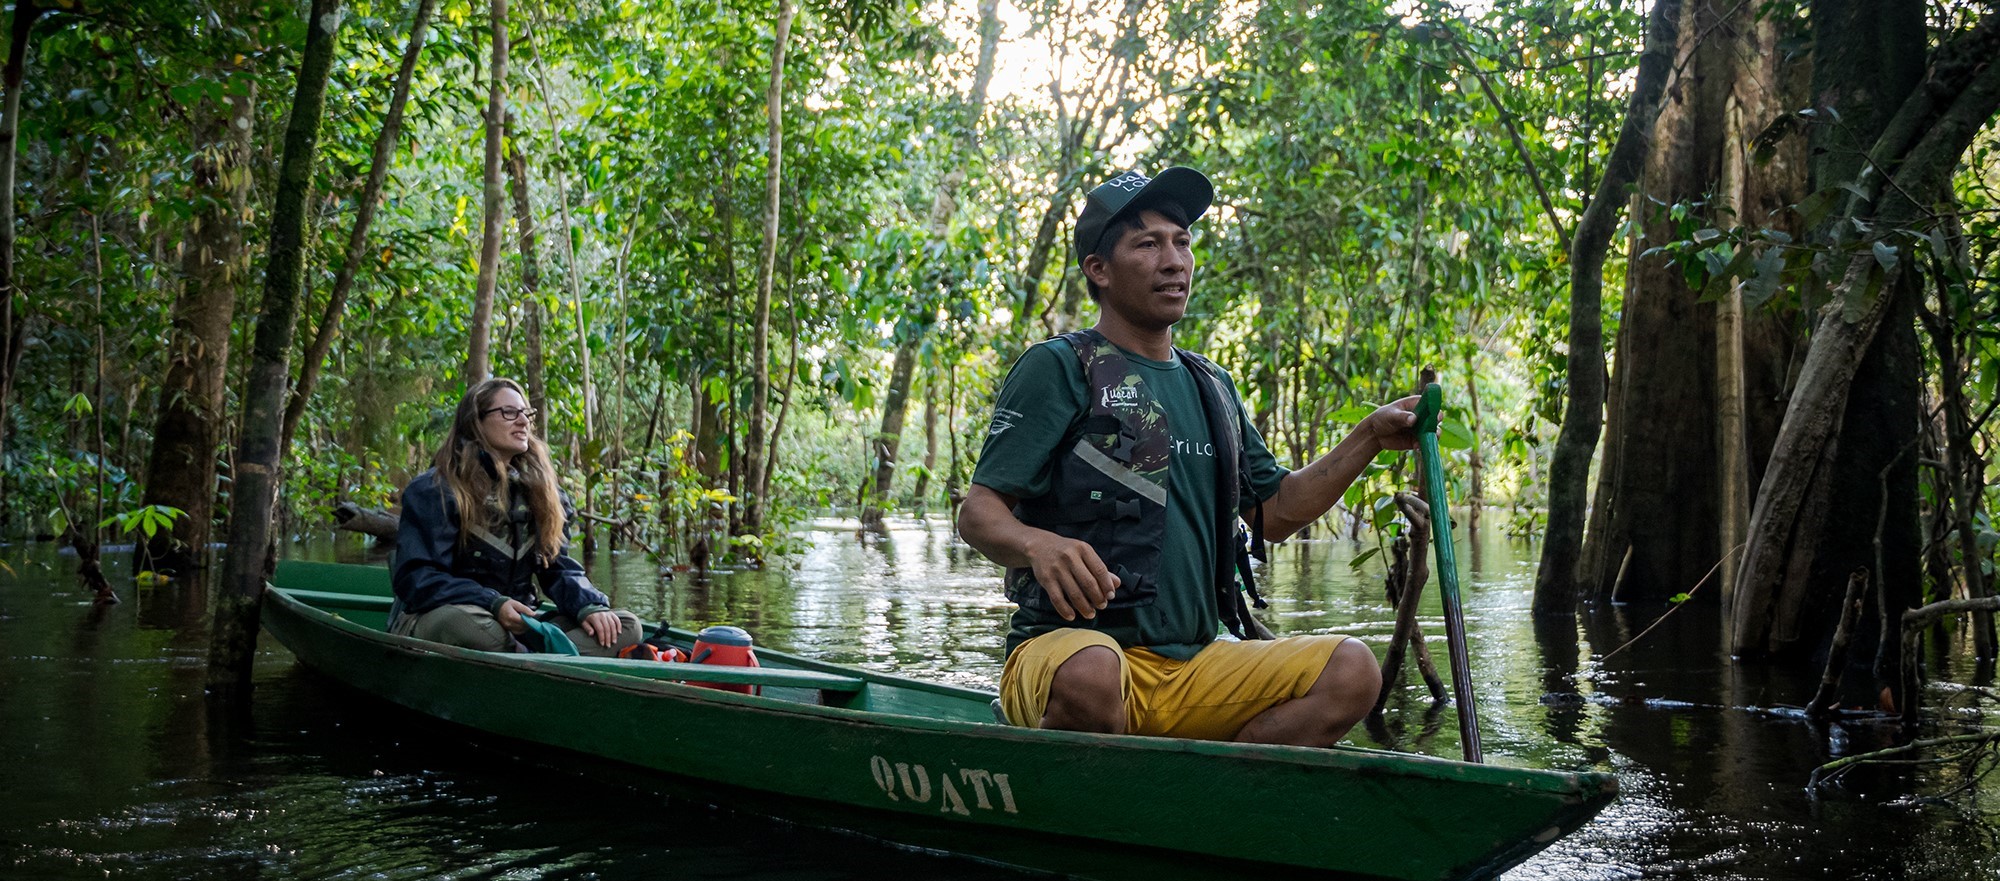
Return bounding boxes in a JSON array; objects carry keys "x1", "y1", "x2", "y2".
[{"x1": 998, "y1": 629, "x2": 1351, "y2": 741}]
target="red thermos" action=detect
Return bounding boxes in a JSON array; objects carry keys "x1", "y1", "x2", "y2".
[{"x1": 689, "y1": 625, "x2": 759, "y2": 695}]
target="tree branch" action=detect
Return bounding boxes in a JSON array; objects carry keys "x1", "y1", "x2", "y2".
[
  {"x1": 1905, "y1": 597, "x2": 2000, "y2": 632},
  {"x1": 1448, "y1": 33, "x2": 1566, "y2": 248}
]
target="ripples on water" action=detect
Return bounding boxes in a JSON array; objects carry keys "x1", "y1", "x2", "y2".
[{"x1": 3, "y1": 516, "x2": 1997, "y2": 879}]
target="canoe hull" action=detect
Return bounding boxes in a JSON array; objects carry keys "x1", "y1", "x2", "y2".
[{"x1": 262, "y1": 564, "x2": 1615, "y2": 881}]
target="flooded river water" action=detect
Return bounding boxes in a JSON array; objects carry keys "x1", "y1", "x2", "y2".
[{"x1": 4, "y1": 516, "x2": 1997, "y2": 879}]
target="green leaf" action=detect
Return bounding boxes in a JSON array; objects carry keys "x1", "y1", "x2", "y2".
[
  {"x1": 1926, "y1": 227, "x2": 1950, "y2": 265},
  {"x1": 1331, "y1": 403, "x2": 1376, "y2": 423},
  {"x1": 1371, "y1": 496, "x2": 1399, "y2": 529},
  {"x1": 1700, "y1": 244, "x2": 1756, "y2": 303},
  {"x1": 1793, "y1": 188, "x2": 1843, "y2": 228},
  {"x1": 1871, "y1": 240, "x2": 1898, "y2": 271},
  {"x1": 1349, "y1": 546, "x2": 1382, "y2": 572},
  {"x1": 1437, "y1": 418, "x2": 1475, "y2": 450},
  {"x1": 1741, "y1": 246, "x2": 1788, "y2": 309},
  {"x1": 1700, "y1": 243, "x2": 1733, "y2": 276}
]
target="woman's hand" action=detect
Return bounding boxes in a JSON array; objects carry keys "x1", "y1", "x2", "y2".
[
  {"x1": 581, "y1": 610, "x2": 623, "y2": 647},
  {"x1": 494, "y1": 598, "x2": 539, "y2": 634}
]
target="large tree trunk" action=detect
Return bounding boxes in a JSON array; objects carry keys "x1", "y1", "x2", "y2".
[
  {"x1": 1531, "y1": 0, "x2": 1681, "y2": 617},
  {"x1": 1763, "y1": 0, "x2": 1928, "y2": 683},
  {"x1": 141, "y1": 69, "x2": 255, "y2": 574},
  {"x1": 1713, "y1": 12, "x2": 1809, "y2": 609},
  {"x1": 280, "y1": 0, "x2": 437, "y2": 455},
  {"x1": 1733, "y1": 7, "x2": 2000, "y2": 696},
  {"x1": 465, "y1": 0, "x2": 508, "y2": 384},
  {"x1": 741, "y1": 0, "x2": 794, "y2": 535},
  {"x1": 208, "y1": 0, "x2": 343, "y2": 697},
  {"x1": 862, "y1": 0, "x2": 1000, "y2": 527},
  {"x1": 1578, "y1": 2, "x2": 1807, "y2": 605},
  {"x1": 1732, "y1": 0, "x2": 1928, "y2": 661},
  {"x1": 0, "y1": 0, "x2": 45, "y2": 536}
]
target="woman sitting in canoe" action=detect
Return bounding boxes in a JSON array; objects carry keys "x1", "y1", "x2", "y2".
[{"x1": 388, "y1": 377, "x2": 641, "y2": 657}]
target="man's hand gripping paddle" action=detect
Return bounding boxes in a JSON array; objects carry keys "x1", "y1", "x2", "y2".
[{"x1": 1415, "y1": 372, "x2": 1482, "y2": 763}]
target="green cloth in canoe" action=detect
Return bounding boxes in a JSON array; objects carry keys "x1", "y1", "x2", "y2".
[{"x1": 518, "y1": 615, "x2": 580, "y2": 655}]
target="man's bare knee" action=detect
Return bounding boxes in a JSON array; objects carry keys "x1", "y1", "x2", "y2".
[
  {"x1": 1313, "y1": 639, "x2": 1382, "y2": 733},
  {"x1": 1041, "y1": 646, "x2": 1125, "y2": 734},
  {"x1": 1294, "y1": 639, "x2": 1382, "y2": 739},
  {"x1": 1328, "y1": 638, "x2": 1382, "y2": 703}
]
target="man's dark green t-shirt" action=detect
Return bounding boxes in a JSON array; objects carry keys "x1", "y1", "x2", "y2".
[{"x1": 973, "y1": 337, "x2": 1288, "y2": 660}]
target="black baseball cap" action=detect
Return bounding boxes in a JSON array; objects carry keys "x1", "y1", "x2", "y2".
[{"x1": 1072, "y1": 166, "x2": 1214, "y2": 268}]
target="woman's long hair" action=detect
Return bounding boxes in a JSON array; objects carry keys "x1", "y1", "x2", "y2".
[{"x1": 432, "y1": 378, "x2": 565, "y2": 562}]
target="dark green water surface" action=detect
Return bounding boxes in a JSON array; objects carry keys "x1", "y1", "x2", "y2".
[{"x1": 4, "y1": 516, "x2": 1997, "y2": 879}]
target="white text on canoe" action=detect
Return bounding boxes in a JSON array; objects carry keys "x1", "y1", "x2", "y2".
[{"x1": 868, "y1": 756, "x2": 1018, "y2": 816}]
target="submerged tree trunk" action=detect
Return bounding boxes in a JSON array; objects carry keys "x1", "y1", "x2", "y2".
[
  {"x1": 691, "y1": 179, "x2": 736, "y2": 500},
  {"x1": 209, "y1": 0, "x2": 343, "y2": 697},
  {"x1": 692, "y1": 373, "x2": 723, "y2": 483},
  {"x1": 863, "y1": 342, "x2": 917, "y2": 527},
  {"x1": 1765, "y1": 0, "x2": 1928, "y2": 691},
  {"x1": 0, "y1": 0, "x2": 45, "y2": 536},
  {"x1": 1464, "y1": 370, "x2": 1483, "y2": 537},
  {"x1": 1579, "y1": 2, "x2": 1807, "y2": 605},
  {"x1": 1921, "y1": 294, "x2": 1996, "y2": 659},
  {"x1": 141, "y1": 75, "x2": 255, "y2": 574},
  {"x1": 280, "y1": 0, "x2": 436, "y2": 455},
  {"x1": 915, "y1": 383, "x2": 938, "y2": 506},
  {"x1": 465, "y1": 0, "x2": 507, "y2": 384},
  {"x1": 946, "y1": 362, "x2": 963, "y2": 508},
  {"x1": 1733, "y1": 8, "x2": 2000, "y2": 695},
  {"x1": 1531, "y1": 0, "x2": 1680, "y2": 617},
  {"x1": 740, "y1": 0, "x2": 794, "y2": 535}
]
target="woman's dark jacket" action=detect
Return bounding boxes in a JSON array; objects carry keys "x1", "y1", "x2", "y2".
[{"x1": 390, "y1": 460, "x2": 610, "y2": 623}]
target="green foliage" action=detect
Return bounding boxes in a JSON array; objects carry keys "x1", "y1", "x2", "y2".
[
  {"x1": 2, "y1": 0, "x2": 1989, "y2": 587},
  {"x1": 99, "y1": 505, "x2": 188, "y2": 541}
]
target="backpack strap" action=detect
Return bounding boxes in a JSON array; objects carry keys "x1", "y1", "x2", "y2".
[{"x1": 1179, "y1": 349, "x2": 1272, "y2": 639}]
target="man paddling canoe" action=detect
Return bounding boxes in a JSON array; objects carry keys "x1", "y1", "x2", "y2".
[{"x1": 959, "y1": 167, "x2": 1419, "y2": 746}]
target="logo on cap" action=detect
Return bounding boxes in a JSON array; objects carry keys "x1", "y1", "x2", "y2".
[{"x1": 1103, "y1": 172, "x2": 1150, "y2": 193}]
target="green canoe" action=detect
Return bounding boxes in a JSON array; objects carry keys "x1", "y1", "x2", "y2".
[{"x1": 261, "y1": 560, "x2": 1616, "y2": 880}]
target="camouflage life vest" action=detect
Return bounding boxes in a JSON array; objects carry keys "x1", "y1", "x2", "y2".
[{"x1": 1007, "y1": 328, "x2": 1268, "y2": 639}]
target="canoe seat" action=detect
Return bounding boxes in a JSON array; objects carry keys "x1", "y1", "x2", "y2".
[
  {"x1": 532, "y1": 654, "x2": 868, "y2": 708},
  {"x1": 280, "y1": 588, "x2": 395, "y2": 614}
]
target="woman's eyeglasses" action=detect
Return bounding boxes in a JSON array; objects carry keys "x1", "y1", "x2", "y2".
[{"x1": 481, "y1": 406, "x2": 538, "y2": 423}]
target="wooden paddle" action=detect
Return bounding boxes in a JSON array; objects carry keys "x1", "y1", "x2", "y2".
[{"x1": 1413, "y1": 368, "x2": 1483, "y2": 763}]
